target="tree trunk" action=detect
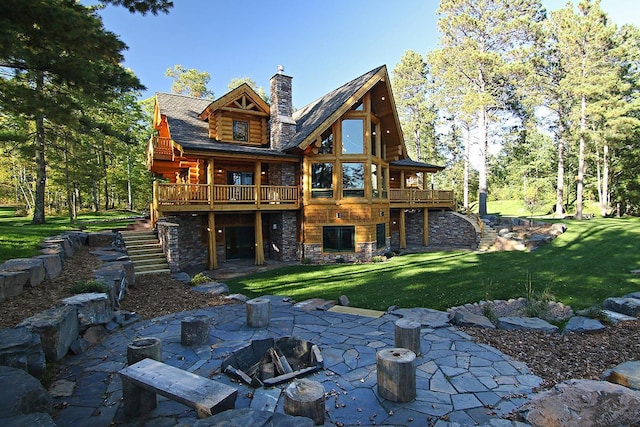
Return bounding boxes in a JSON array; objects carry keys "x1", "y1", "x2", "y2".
[
  {"x1": 102, "y1": 141, "x2": 109, "y2": 211},
  {"x1": 576, "y1": 94, "x2": 586, "y2": 220},
  {"x1": 127, "y1": 153, "x2": 133, "y2": 210},
  {"x1": 32, "y1": 73, "x2": 46, "y2": 224},
  {"x1": 464, "y1": 122, "x2": 470, "y2": 212},
  {"x1": 63, "y1": 134, "x2": 74, "y2": 222},
  {"x1": 555, "y1": 120, "x2": 566, "y2": 218},
  {"x1": 477, "y1": 107, "x2": 488, "y2": 216},
  {"x1": 599, "y1": 143, "x2": 609, "y2": 217}
]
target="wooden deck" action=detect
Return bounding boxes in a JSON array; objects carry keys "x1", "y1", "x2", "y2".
[{"x1": 153, "y1": 183, "x2": 454, "y2": 212}]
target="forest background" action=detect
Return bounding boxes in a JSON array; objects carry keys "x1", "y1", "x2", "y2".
[{"x1": 1, "y1": 0, "x2": 639, "y2": 224}]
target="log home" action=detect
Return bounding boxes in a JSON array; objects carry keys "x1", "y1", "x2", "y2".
[{"x1": 147, "y1": 65, "x2": 469, "y2": 271}]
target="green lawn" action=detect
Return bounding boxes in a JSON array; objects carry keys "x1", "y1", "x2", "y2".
[
  {"x1": 226, "y1": 217, "x2": 640, "y2": 311},
  {"x1": 0, "y1": 207, "x2": 140, "y2": 263}
]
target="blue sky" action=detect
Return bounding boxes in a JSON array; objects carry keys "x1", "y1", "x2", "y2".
[{"x1": 96, "y1": 0, "x2": 640, "y2": 108}]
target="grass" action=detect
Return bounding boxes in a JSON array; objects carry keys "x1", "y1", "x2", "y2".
[
  {"x1": 226, "y1": 216, "x2": 640, "y2": 312},
  {"x1": 0, "y1": 206, "x2": 141, "y2": 263}
]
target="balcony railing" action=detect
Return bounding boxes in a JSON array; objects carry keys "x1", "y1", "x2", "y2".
[
  {"x1": 389, "y1": 188, "x2": 455, "y2": 207},
  {"x1": 154, "y1": 183, "x2": 300, "y2": 210},
  {"x1": 153, "y1": 183, "x2": 452, "y2": 211},
  {"x1": 148, "y1": 135, "x2": 173, "y2": 162}
]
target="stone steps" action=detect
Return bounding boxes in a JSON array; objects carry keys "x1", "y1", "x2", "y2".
[
  {"x1": 477, "y1": 223, "x2": 498, "y2": 251},
  {"x1": 121, "y1": 231, "x2": 170, "y2": 276}
]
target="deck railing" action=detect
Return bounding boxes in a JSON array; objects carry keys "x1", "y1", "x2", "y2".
[
  {"x1": 389, "y1": 188, "x2": 455, "y2": 207},
  {"x1": 155, "y1": 183, "x2": 299, "y2": 208},
  {"x1": 154, "y1": 183, "x2": 452, "y2": 209}
]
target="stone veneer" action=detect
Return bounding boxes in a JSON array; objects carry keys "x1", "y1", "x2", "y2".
[
  {"x1": 302, "y1": 238, "x2": 389, "y2": 264},
  {"x1": 157, "y1": 215, "x2": 207, "y2": 271},
  {"x1": 390, "y1": 210, "x2": 477, "y2": 249},
  {"x1": 269, "y1": 70, "x2": 296, "y2": 151},
  {"x1": 268, "y1": 212, "x2": 298, "y2": 261}
]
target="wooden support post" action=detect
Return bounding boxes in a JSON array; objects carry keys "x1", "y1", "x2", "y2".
[
  {"x1": 255, "y1": 211, "x2": 265, "y2": 265},
  {"x1": 283, "y1": 379, "x2": 325, "y2": 425},
  {"x1": 208, "y1": 212, "x2": 217, "y2": 270},
  {"x1": 394, "y1": 318, "x2": 421, "y2": 356},
  {"x1": 399, "y1": 209, "x2": 406, "y2": 249},
  {"x1": 181, "y1": 315, "x2": 210, "y2": 346},
  {"x1": 255, "y1": 161, "x2": 261, "y2": 208},
  {"x1": 208, "y1": 158, "x2": 215, "y2": 209},
  {"x1": 127, "y1": 337, "x2": 162, "y2": 365},
  {"x1": 422, "y1": 208, "x2": 429, "y2": 246},
  {"x1": 376, "y1": 348, "x2": 416, "y2": 402},
  {"x1": 246, "y1": 297, "x2": 271, "y2": 328}
]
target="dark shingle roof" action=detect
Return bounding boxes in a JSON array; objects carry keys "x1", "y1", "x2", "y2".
[
  {"x1": 156, "y1": 92, "x2": 295, "y2": 159},
  {"x1": 389, "y1": 158, "x2": 444, "y2": 171},
  {"x1": 285, "y1": 65, "x2": 385, "y2": 151}
]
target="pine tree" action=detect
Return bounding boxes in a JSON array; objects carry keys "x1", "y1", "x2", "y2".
[
  {"x1": 165, "y1": 65, "x2": 214, "y2": 99},
  {"x1": 429, "y1": 0, "x2": 544, "y2": 216}
]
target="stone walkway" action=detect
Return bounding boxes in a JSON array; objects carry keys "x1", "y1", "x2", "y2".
[{"x1": 51, "y1": 296, "x2": 540, "y2": 426}]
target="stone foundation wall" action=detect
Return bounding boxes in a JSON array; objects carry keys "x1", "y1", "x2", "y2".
[
  {"x1": 390, "y1": 210, "x2": 477, "y2": 249},
  {"x1": 158, "y1": 215, "x2": 207, "y2": 271},
  {"x1": 428, "y1": 211, "x2": 477, "y2": 248},
  {"x1": 268, "y1": 211, "x2": 299, "y2": 261},
  {"x1": 302, "y1": 239, "x2": 388, "y2": 264}
]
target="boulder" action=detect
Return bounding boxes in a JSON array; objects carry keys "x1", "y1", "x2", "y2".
[
  {"x1": 0, "y1": 258, "x2": 45, "y2": 287},
  {"x1": 603, "y1": 360, "x2": 640, "y2": 390},
  {"x1": 562, "y1": 316, "x2": 605, "y2": 334},
  {"x1": 525, "y1": 234, "x2": 552, "y2": 251},
  {"x1": 82, "y1": 325, "x2": 108, "y2": 344},
  {"x1": 94, "y1": 260, "x2": 135, "y2": 288},
  {"x1": 90, "y1": 248, "x2": 128, "y2": 262},
  {"x1": 34, "y1": 254, "x2": 62, "y2": 280},
  {"x1": 450, "y1": 310, "x2": 495, "y2": 329},
  {"x1": 603, "y1": 296, "x2": 640, "y2": 317},
  {"x1": 519, "y1": 379, "x2": 640, "y2": 427},
  {"x1": 0, "y1": 270, "x2": 30, "y2": 299},
  {"x1": 39, "y1": 247, "x2": 65, "y2": 268},
  {"x1": 338, "y1": 295, "x2": 350, "y2": 306},
  {"x1": 172, "y1": 272, "x2": 191, "y2": 283},
  {"x1": 493, "y1": 236, "x2": 526, "y2": 251},
  {"x1": 550, "y1": 222, "x2": 567, "y2": 235},
  {"x1": 0, "y1": 327, "x2": 46, "y2": 379},
  {"x1": 69, "y1": 337, "x2": 91, "y2": 355},
  {"x1": 191, "y1": 282, "x2": 229, "y2": 295},
  {"x1": 86, "y1": 231, "x2": 112, "y2": 247},
  {"x1": 601, "y1": 309, "x2": 637, "y2": 324},
  {"x1": 19, "y1": 305, "x2": 79, "y2": 362},
  {"x1": 496, "y1": 317, "x2": 559, "y2": 333},
  {"x1": 0, "y1": 366, "x2": 52, "y2": 417},
  {"x1": 41, "y1": 237, "x2": 73, "y2": 257},
  {"x1": 62, "y1": 292, "x2": 113, "y2": 329}
]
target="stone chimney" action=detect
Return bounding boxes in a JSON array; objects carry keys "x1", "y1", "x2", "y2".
[{"x1": 270, "y1": 65, "x2": 296, "y2": 151}]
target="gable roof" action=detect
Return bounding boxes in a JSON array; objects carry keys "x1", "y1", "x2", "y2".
[
  {"x1": 285, "y1": 65, "x2": 386, "y2": 151},
  {"x1": 156, "y1": 92, "x2": 296, "y2": 159},
  {"x1": 198, "y1": 83, "x2": 269, "y2": 120}
]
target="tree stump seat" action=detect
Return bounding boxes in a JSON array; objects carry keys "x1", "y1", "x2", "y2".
[{"x1": 118, "y1": 358, "x2": 238, "y2": 419}]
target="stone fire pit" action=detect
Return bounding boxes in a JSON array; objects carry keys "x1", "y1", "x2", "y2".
[{"x1": 221, "y1": 337, "x2": 323, "y2": 387}]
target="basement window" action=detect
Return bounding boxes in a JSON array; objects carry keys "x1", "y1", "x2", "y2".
[{"x1": 323, "y1": 226, "x2": 355, "y2": 252}]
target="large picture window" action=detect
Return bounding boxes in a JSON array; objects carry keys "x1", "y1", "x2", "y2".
[
  {"x1": 323, "y1": 226, "x2": 355, "y2": 252},
  {"x1": 341, "y1": 119, "x2": 364, "y2": 154},
  {"x1": 376, "y1": 223, "x2": 386, "y2": 249},
  {"x1": 342, "y1": 162, "x2": 364, "y2": 198},
  {"x1": 311, "y1": 162, "x2": 333, "y2": 198}
]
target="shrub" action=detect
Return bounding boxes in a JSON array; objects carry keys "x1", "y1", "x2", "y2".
[
  {"x1": 523, "y1": 280, "x2": 554, "y2": 319},
  {"x1": 482, "y1": 304, "x2": 498, "y2": 323},
  {"x1": 371, "y1": 255, "x2": 387, "y2": 263},
  {"x1": 71, "y1": 280, "x2": 108, "y2": 294},
  {"x1": 301, "y1": 257, "x2": 312, "y2": 265},
  {"x1": 384, "y1": 251, "x2": 395, "y2": 259},
  {"x1": 190, "y1": 272, "x2": 212, "y2": 285},
  {"x1": 335, "y1": 257, "x2": 346, "y2": 264}
]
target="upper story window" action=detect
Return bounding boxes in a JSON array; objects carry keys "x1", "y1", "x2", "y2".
[
  {"x1": 233, "y1": 120, "x2": 249, "y2": 142},
  {"x1": 311, "y1": 162, "x2": 334, "y2": 198},
  {"x1": 320, "y1": 128, "x2": 333, "y2": 154},
  {"x1": 342, "y1": 162, "x2": 365, "y2": 198},
  {"x1": 341, "y1": 119, "x2": 364, "y2": 154}
]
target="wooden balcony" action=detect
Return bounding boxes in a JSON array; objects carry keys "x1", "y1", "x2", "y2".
[
  {"x1": 153, "y1": 183, "x2": 300, "y2": 212},
  {"x1": 147, "y1": 136, "x2": 173, "y2": 164},
  {"x1": 389, "y1": 188, "x2": 455, "y2": 209}
]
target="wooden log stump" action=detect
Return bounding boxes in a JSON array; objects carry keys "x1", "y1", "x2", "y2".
[
  {"x1": 127, "y1": 337, "x2": 162, "y2": 365},
  {"x1": 376, "y1": 347, "x2": 416, "y2": 402},
  {"x1": 394, "y1": 318, "x2": 421, "y2": 356},
  {"x1": 181, "y1": 315, "x2": 210, "y2": 346},
  {"x1": 283, "y1": 379, "x2": 325, "y2": 425},
  {"x1": 246, "y1": 298, "x2": 271, "y2": 328},
  {"x1": 124, "y1": 337, "x2": 162, "y2": 416}
]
